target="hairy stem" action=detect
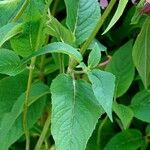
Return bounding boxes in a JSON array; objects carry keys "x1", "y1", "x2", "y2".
[
  {"x1": 34, "y1": 112, "x2": 51, "y2": 150},
  {"x1": 68, "y1": 0, "x2": 116, "y2": 70}
]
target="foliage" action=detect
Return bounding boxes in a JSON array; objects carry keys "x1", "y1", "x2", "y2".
[{"x1": 0, "y1": 0, "x2": 150, "y2": 149}]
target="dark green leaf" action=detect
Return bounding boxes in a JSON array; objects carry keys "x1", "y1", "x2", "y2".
[
  {"x1": 106, "y1": 40, "x2": 135, "y2": 97},
  {"x1": 0, "y1": 73, "x2": 28, "y2": 118},
  {"x1": 104, "y1": 129, "x2": 143, "y2": 150},
  {"x1": 130, "y1": 90, "x2": 150, "y2": 122},
  {"x1": 0, "y1": 82, "x2": 50, "y2": 150},
  {"x1": 132, "y1": 17, "x2": 150, "y2": 89}
]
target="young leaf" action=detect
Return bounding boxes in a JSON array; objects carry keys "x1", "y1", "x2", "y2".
[
  {"x1": 104, "y1": 129, "x2": 143, "y2": 150},
  {"x1": 22, "y1": 42, "x2": 82, "y2": 63},
  {"x1": 130, "y1": 90, "x2": 150, "y2": 123},
  {"x1": 0, "y1": 49, "x2": 25, "y2": 76},
  {"x1": 0, "y1": 23, "x2": 22, "y2": 47},
  {"x1": 88, "y1": 69, "x2": 115, "y2": 121},
  {"x1": 88, "y1": 47, "x2": 101, "y2": 68},
  {"x1": 0, "y1": 82, "x2": 50, "y2": 150},
  {"x1": 0, "y1": 73, "x2": 28, "y2": 118},
  {"x1": 106, "y1": 40, "x2": 135, "y2": 97},
  {"x1": 64, "y1": 0, "x2": 101, "y2": 45},
  {"x1": 88, "y1": 39, "x2": 107, "y2": 52},
  {"x1": 51, "y1": 74, "x2": 104, "y2": 150},
  {"x1": 113, "y1": 102, "x2": 134, "y2": 130},
  {"x1": 46, "y1": 16, "x2": 75, "y2": 44},
  {"x1": 132, "y1": 17, "x2": 150, "y2": 89},
  {"x1": 103, "y1": 0, "x2": 128, "y2": 34}
]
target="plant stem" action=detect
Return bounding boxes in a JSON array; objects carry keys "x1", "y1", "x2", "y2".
[
  {"x1": 80, "y1": 0, "x2": 116, "y2": 55},
  {"x1": 69, "y1": 0, "x2": 116, "y2": 70},
  {"x1": 23, "y1": 58, "x2": 36, "y2": 150},
  {"x1": 34, "y1": 112, "x2": 51, "y2": 150},
  {"x1": 12, "y1": 0, "x2": 30, "y2": 22},
  {"x1": 51, "y1": 0, "x2": 60, "y2": 16},
  {"x1": 23, "y1": 1, "x2": 52, "y2": 149},
  {"x1": 97, "y1": 116, "x2": 108, "y2": 150}
]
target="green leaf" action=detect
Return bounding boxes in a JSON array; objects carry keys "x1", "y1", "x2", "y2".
[
  {"x1": 10, "y1": 0, "x2": 46, "y2": 57},
  {"x1": 51, "y1": 74, "x2": 104, "y2": 150},
  {"x1": 113, "y1": 102, "x2": 133, "y2": 130},
  {"x1": 0, "y1": 23, "x2": 22, "y2": 47},
  {"x1": 106, "y1": 40, "x2": 135, "y2": 97},
  {"x1": 0, "y1": 49, "x2": 25, "y2": 76},
  {"x1": 103, "y1": 0, "x2": 128, "y2": 34},
  {"x1": 46, "y1": 16, "x2": 75, "y2": 44},
  {"x1": 0, "y1": 0, "x2": 24, "y2": 27},
  {"x1": 104, "y1": 129, "x2": 143, "y2": 150},
  {"x1": 130, "y1": 90, "x2": 150, "y2": 123},
  {"x1": 64, "y1": 0, "x2": 100, "y2": 45},
  {"x1": 88, "y1": 48, "x2": 101, "y2": 68},
  {"x1": 22, "y1": 42, "x2": 82, "y2": 63},
  {"x1": 0, "y1": 73, "x2": 28, "y2": 118},
  {"x1": 0, "y1": 82, "x2": 50, "y2": 150},
  {"x1": 88, "y1": 69, "x2": 115, "y2": 121},
  {"x1": 88, "y1": 39, "x2": 107, "y2": 52},
  {"x1": 11, "y1": 21, "x2": 41, "y2": 57},
  {"x1": 132, "y1": 17, "x2": 150, "y2": 89}
]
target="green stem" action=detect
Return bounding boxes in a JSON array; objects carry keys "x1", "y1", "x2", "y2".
[
  {"x1": 58, "y1": 54, "x2": 65, "y2": 73},
  {"x1": 69, "y1": 0, "x2": 116, "y2": 70},
  {"x1": 51, "y1": 0, "x2": 60, "y2": 16},
  {"x1": 34, "y1": 112, "x2": 51, "y2": 150},
  {"x1": 23, "y1": 58, "x2": 36, "y2": 150},
  {"x1": 12, "y1": 0, "x2": 30, "y2": 22},
  {"x1": 80, "y1": 0, "x2": 116, "y2": 55},
  {"x1": 23, "y1": 1, "x2": 52, "y2": 149},
  {"x1": 97, "y1": 116, "x2": 108, "y2": 150}
]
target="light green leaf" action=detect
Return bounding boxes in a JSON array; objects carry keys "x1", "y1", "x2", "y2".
[
  {"x1": 113, "y1": 102, "x2": 133, "y2": 130},
  {"x1": 130, "y1": 90, "x2": 150, "y2": 123},
  {"x1": 46, "y1": 16, "x2": 75, "y2": 44},
  {"x1": 0, "y1": 49, "x2": 25, "y2": 76},
  {"x1": 0, "y1": 0, "x2": 24, "y2": 27},
  {"x1": 88, "y1": 47, "x2": 101, "y2": 68},
  {"x1": 51, "y1": 74, "x2": 103, "y2": 150},
  {"x1": 106, "y1": 40, "x2": 135, "y2": 97},
  {"x1": 88, "y1": 69, "x2": 115, "y2": 121},
  {"x1": 64, "y1": 0, "x2": 100, "y2": 45},
  {"x1": 103, "y1": 0, "x2": 128, "y2": 34},
  {"x1": 0, "y1": 73, "x2": 28, "y2": 118},
  {"x1": 10, "y1": 0, "x2": 46, "y2": 57},
  {"x1": 132, "y1": 17, "x2": 150, "y2": 89},
  {"x1": 0, "y1": 82, "x2": 50, "y2": 150},
  {"x1": 104, "y1": 129, "x2": 143, "y2": 150},
  {"x1": 22, "y1": 42, "x2": 82, "y2": 63},
  {"x1": 11, "y1": 21, "x2": 41, "y2": 57},
  {"x1": 0, "y1": 23, "x2": 22, "y2": 47},
  {"x1": 88, "y1": 39, "x2": 107, "y2": 52}
]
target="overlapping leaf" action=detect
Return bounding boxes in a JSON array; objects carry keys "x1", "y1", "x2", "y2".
[{"x1": 51, "y1": 74, "x2": 103, "y2": 150}]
